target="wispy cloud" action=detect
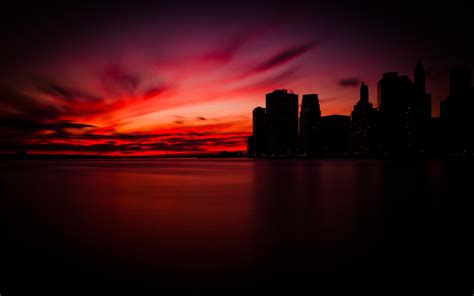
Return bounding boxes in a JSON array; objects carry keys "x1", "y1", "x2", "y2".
[
  {"x1": 338, "y1": 77, "x2": 361, "y2": 87},
  {"x1": 253, "y1": 41, "x2": 322, "y2": 73},
  {"x1": 38, "y1": 82, "x2": 102, "y2": 102},
  {"x1": 100, "y1": 64, "x2": 141, "y2": 95}
]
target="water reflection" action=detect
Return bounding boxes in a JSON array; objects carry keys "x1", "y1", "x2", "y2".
[{"x1": 0, "y1": 159, "x2": 449, "y2": 293}]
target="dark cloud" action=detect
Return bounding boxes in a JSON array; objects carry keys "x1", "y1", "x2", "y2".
[
  {"x1": 21, "y1": 131, "x2": 200, "y2": 141},
  {"x1": 0, "y1": 131, "x2": 247, "y2": 153},
  {"x1": 338, "y1": 78, "x2": 361, "y2": 87},
  {"x1": 0, "y1": 91, "x2": 72, "y2": 120},
  {"x1": 38, "y1": 82, "x2": 102, "y2": 102},
  {"x1": 0, "y1": 117, "x2": 94, "y2": 132},
  {"x1": 0, "y1": 89, "x2": 95, "y2": 136},
  {"x1": 256, "y1": 68, "x2": 297, "y2": 88},
  {"x1": 0, "y1": 142, "x2": 146, "y2": 153},
  {"x1": 254, "y1": 41, "x2": 322, "y2": 73},
  {"x1": 49, "y1": 121, "x2": 95, "y2": 129},
  {"x1": 197, "y1": 116, "x2": 207, "y2": 121},
  {"x1": 233, "y1": 67, "x2": 297, "y2": 94},
  {"x1": 143, "y1": 86, "x2": 166, "y2": 99}
]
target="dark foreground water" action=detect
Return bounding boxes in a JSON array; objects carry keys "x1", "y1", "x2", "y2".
[{"x1": 0, "y1": 159, "x2": 463, "y2": 294}]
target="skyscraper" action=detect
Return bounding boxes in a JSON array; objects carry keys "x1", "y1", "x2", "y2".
[
  {"x1": 350, "y1": 83, "x2": 376, "y2": 154},
  {"x1": 252, "y1": 107, "x2": 266, "y2": 156},
  {"x1": 412, "y1": 59, "x2": 432, "y2": 153},
  {"x1": 318, "y1": 115, "x2": 350, "y2": 154},
  {"x1": 377, "y1": 72, "x2": 415, "y2": 154},
  {"x1": 449, "y1": 65, "x2": 472, "y2": 98},
  {"x1": 299, "y1": 93, "x2": 321, "y2": 155},
  {"x1": 414, "y1": 59, "x2": 426, "y2": 95},
  {"x1": 247, "y1": 136, "x2": 255, "y2": 157},
  {"x1": 413, "y1": 59, "x2": 432, "y2": 121},
  {"x1": 265, "y1": 89, "x2": 299, "y2": 156},
  {"x1": 440, "y1": 66, "x2": 474, "y2": 154}
]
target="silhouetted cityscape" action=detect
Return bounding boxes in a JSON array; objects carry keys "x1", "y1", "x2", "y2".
[{"x1": 247, "y1": 60, "x2": 474, "y2": 157}]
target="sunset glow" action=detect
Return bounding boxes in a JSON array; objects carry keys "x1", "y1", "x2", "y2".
[{"x1": 0, "y1": 1, "x2": 468, "y2": 155}]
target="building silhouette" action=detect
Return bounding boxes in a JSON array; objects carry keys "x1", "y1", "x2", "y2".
[
  {"x1": 412, "y1": 59, "x2": 432, "y2": 154},
  {"x1": 252, "y1": 107, "x2": 266, "y2": 157},
  {"x1": 377, "y1": 60, "x2": 432, "y2": 155},
  {"x1": 350, "y1": 83, "x2": 377, "y2": 154},
  {"x1": 299, "y1": 94, "x2": 321, "y2": 155},
  {"x1": 265, "y1": 89, "x2": 299, "y2": 156},
  {"x1": 377, "y1": 72, "x2": 414, "y2": 154},
  {"x1": 449, "y1": 65, "x2": 472, "y2": 98},
  {"x1": 248, "y1": 60, "x2": 474, "y2": 158},
  {"x1": 319, "y1": 115, "x2": 350, "y2": 154},
  {"x1": 440, "y1": 65, "x2": 474, "y2": 154},
  {"x1": 247, "y1": 135, "x2": 255, "y2": 157}
]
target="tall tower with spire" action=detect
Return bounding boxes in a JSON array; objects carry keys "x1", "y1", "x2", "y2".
[
  {"x1": 360, "y1": 82, "x2": 369, "y2": 103},
  {"x1": 299, "y1": 93, "x2": 321, "y2": 155},
  {"x1": 350, "y1": 82, "x2": 376, "y2": 154},
  {"x1": 413, "y1": 59, "x2": 431, "y2": 121},
  {"x1": 411, "y1": 59, "x2": 432, "y2": 154}
]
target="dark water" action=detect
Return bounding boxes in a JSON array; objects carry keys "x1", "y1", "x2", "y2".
[{"x1": 0, "y1": 159, "x2": 460, "y2": 294}]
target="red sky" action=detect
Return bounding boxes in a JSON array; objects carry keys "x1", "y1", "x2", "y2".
[{"x1": 0, "y1": 1, "x2": 471, "y2": 155}]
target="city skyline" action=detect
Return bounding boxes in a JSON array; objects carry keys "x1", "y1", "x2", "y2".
[{"x1": 248, "y1": 60, "x2": 474, "y2": 157}]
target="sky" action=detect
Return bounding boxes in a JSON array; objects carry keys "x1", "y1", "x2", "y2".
[{"x1": 1, "y1": 0, "x2": 473, "y2": 155}]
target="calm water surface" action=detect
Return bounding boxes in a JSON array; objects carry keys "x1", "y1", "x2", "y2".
[{"x1": 0, "y1": 159, "x2": 456, "y2": 294}]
